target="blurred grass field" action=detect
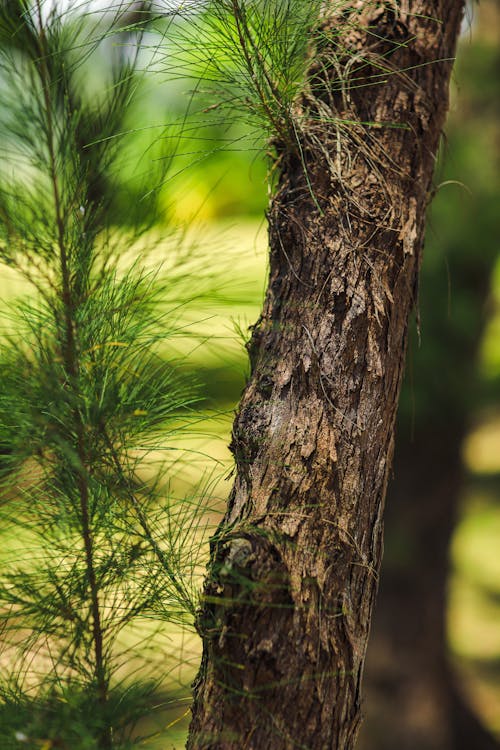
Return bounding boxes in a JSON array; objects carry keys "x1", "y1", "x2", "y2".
[
  {"x1": 0, "y1": 220, "x2": 267, "y2": 747},
  {"x1": 0, "y1": 0, "x2": 497, "y2": 744},
  {"x1": 2, "y1": 219, "x2": 498, "y2": 746}
]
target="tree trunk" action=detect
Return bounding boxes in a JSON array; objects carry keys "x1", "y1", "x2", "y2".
[
  {"x1": 358, "y1": 15, "x2": 500, "y2": 745},
  {"x1": 187, "y1": 3, "x2": 464, "y2": 748},
  {"x1": 359, "y1": 427, "x2": 500, "y2": 750}
]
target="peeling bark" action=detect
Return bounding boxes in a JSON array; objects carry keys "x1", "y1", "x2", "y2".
[{"x1": 187, "y1": 3, "x2": 465, "y2": 748}]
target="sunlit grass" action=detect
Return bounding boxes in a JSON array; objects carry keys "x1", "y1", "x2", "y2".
[
  {"x1": 449, "y1": 488, "x2": 500, "y2": 737},
  {"x1": 463, "y1": 415, "x2": 500, "y2": 474},
  {"x1": 0, "y1": 218, "x2": 266, "y2": 747},
  {"x1": 2, "y1": 217, "x2": 500, "y2": 743},
  {"x1": 450, "y1": 493, "x2": 500, "y2": 656},
  {"x1": 481, "y1": 255, "x2": 500, "y2": 381}
]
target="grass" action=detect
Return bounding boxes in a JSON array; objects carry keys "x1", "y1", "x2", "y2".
[
  {"x1": 1, "y1": 218, "x2": 499, "y2": 744},
  {"x1": 0, "y1": 218, "x2": 267, "y2": 748},
  {"x1": 463, "y1": 414, "x2": 500, "y2": 475},
  {"x1": 449, "y1": 487, "x2": 500, "y2": 736},
  {"x1": 450, "y1": 416, "x2": 500, "y2": 738}
]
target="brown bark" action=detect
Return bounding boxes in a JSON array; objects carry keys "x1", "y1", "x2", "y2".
[{"x1": 187, "y1": 3, "x2": 465, "y2": 748}]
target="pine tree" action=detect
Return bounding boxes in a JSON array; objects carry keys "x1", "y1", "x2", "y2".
[
  {"x1": 0, "y1": 3, "x2": 206, "y2": 747},
  {"x1": 180, "y1": 2, "x2": 467, "y2": 747}
]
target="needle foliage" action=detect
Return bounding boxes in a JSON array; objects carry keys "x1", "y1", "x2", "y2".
[
  {"x1": 0, "y1": 1, "x2": 390, "y2": 747},
  {"x1": 0, "y1": 2, "x2": 210, "y2": 748},
  {"x1": 152, "y1": 0, "x2": 322, "y2": 150}
]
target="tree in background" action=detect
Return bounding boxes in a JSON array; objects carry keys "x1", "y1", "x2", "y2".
[
  {"x1": 2, "y1": 2, "x2": 496, "y2": 748},
  {"x1": 186, "y1": 2, "x2": 465, "y2": 748},
  {"x1": 360, "y1": 7, "x2": 500, "y2": 749}
]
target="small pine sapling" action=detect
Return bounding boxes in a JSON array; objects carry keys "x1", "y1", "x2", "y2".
[{"x1": 0, "y1": 2, "x2": 210, "y2": 747}]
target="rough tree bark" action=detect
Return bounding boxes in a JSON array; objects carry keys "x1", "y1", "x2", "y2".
[{"x1": 188, "y1": 2, "x2": 465, "y2": 748}]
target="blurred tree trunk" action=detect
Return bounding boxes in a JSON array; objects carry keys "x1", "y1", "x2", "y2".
[
  {"x1": 359, "y1": 14, "x2": 500, "y2": 748},
  {"x1": 360, "y1": 429, "x2": 499, "y2": 750},
  {"x1": 187, "y1": 2, "x2": 464, "y2": 748}
]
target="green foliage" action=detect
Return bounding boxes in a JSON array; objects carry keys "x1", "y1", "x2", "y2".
[
  {"x1": 0, "y1": 2, "x2": 212, "y2": 747},
  {"x1": 0, "y1": 680, "x2": 162, "y2": 750},
  {"x1": 160, "y1": 0, "x2": 322, "y2": 142}
]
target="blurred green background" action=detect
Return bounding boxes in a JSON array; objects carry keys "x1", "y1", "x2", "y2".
[{"x1": 0, "y1": 2, "x2": 498, "y2": 747}]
